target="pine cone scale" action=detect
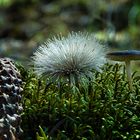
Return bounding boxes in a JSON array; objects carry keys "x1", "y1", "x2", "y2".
[{"x1": 0, "y1": 58, "x2": 23, "y2": 140}]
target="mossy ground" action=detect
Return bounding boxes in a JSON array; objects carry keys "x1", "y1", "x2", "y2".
[{"x1": 19, "y1": 63, "x2": 140, "y2": 140}]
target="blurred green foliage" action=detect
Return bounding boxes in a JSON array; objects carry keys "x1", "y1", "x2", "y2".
[
  {"x1": 0, "y1": 0, "x2": 38, "y2": 7},
  {"x1": 0, "y1": 0, "x2": 12, "y2": 7},
  {"x1": 19, "y1": 63, "x2": 140, "y2": 140},
  {"x1": 0, "y1": 0, "x2": 140, "y2": 63}
]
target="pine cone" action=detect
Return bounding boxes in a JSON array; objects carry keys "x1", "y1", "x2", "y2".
[{"x1": 0, "y1": 58, "x2": 23, "y2": 140}]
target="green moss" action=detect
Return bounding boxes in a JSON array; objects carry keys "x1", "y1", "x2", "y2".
[{"x1": 19, "y1": 63, "x2": 140, "y2": 140}]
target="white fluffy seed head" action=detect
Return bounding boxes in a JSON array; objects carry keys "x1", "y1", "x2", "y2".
[{"x1": 32, "y1": 32, "x2": 107, "y2": 83}]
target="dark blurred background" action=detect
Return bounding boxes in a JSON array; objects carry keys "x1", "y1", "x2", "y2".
[{"x1": 0, "y1": 0, "x2": 140, "y2": 66}]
